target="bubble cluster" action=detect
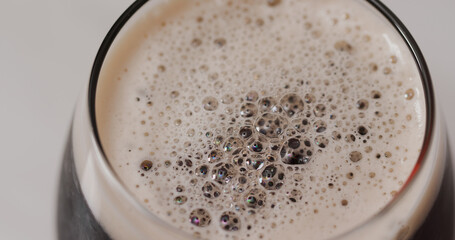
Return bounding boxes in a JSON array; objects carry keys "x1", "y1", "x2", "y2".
[
  {"x1": 189, "y1": 208, "x2": 211, "y2": 227},
  {"x1": 211, "y1": 163, "x2": 235, "y2": 185},
  {"x1": 280, "y1": 137, "x2": 313, "y2": 165},
  {"x1": 259, "y1": 164, "x2": 285, "y2": 190},
  {"x1": 220, "y1": 211, "x2": 241, "y2": 231},
  {"x1": 280, "y1": 94, "x2": 304, "y2": 117},
  {"x1": 244, "y1": 188, "x2": 267, "y2": 209},
  {"x1": 202, "y1": 181, "x2": 221, "y2": 198},
  {"x1": 255, "y1": 113, "x2": 288, "y2": 138}
]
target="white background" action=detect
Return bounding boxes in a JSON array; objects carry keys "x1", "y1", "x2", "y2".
[{"x1": 0, "y1": 0, "x2": 454, "y2": 239}]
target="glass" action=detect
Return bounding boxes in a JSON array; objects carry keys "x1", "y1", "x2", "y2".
[{"x1": 57, "y1": 0, "x2": 454, "y2": 239}]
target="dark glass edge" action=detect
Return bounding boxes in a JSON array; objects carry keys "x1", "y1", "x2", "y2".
[
  {"x1": 85, "y1": 0, "x2": 437, "y2": 239},
  {"x1": 88, "y1": 0, "x2": 148, "y2": 153}
]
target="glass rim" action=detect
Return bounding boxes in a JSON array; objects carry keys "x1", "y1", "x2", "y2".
[{"x1": 86, "y1": 0, "x2": 435, "y2": 238}]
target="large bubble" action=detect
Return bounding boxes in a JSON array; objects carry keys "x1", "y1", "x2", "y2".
[
  {"x1": 255, "y1": 113, "x2": 289, "y2": 138},
  {"x1": 189, "y1": 208, "x2": 211, "y2": 227},
  {"x1": 259, "y1": 164, "x2": 285, "y2": 190},
  {"x1": 244, "y1": 188, "x2": 267, "y2": 208},
  {"x1": 280, "y1": 137, "x2": 314, "y2": 164},
  {"x1": 211, "y1": 163, "x2": 236, "y2": 185},
  {"x1": 220, "y1": 211, "x2": 241, "y2": 231},
  {"x1": 280, "y1": 94, "x2": 304, "y2": 117}
]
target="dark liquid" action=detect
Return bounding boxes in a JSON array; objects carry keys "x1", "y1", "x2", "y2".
[
  {"x1": 411, "y1": 146, "x2": 454, "y2": 240},
  {"x1": 57, "y1": 132, "x2": 110, "y2": 240},
  {"x1": 57, "y1": 133, "x2": 454, "y2": 240}
]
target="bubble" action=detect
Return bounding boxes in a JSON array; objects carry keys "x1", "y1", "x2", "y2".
[
  {"x1": 385, "y1": 151, "x2": 392, "y2": 158},
  {"x1": 404, "y1": 89, "x2": 414, "y2": 100},
  {"x1": 313, "y1": 104, "x2": 327, "y2": 117},
  {"x1": 220, "y1": 211, "x2": 241, "y2": 231},
  {"x1": 345, "y1": 134, "x2": 356, "y2": 143},
  {"x1": 236, "y1": 178, "x2": 251, "y2": 194},
  {"x1": 369, "y1": 63, "x2": 378, "y2": 72},
  {"x1": 280, "y1": 94, "x2": 304, "y2": 117},
  {"x1": 221, "y1": 94, "x2": 234, "y2": 104},
  {"x1": 170, "y1": 91, "x2": 179, "y2": 98},
  {"x1": 332, "y1": 131, "x2": 342, "y2": 140},
  {"x1": 202, "y1": 97, "x2": 219, "y2": 111},
  {"x1": 184, "y1": 159, "x2": 193, "y2": 167},
  {"x1": 286, "y1": 189, "x2": 303, "y2": 202},
  {"x1": 190, "y1": 178, "x2": 198, "y2": 186},
  {"x1": 390, "y1": 55, "x2": 398, "y2": 64},
  {"x1": 232, "y1": 155, "x2": 245, "y2": 166},
  {"x1": 267, "y1": 0, "x2": 281, "y2": 7},
  {"x1": 256, "y1": 18, "x2": 265, "y2": 26},
  {"x1": 140, "y1": 160, "x2": 153, "y2": 171},
  {"x1": 247, "y1": 136, "x2": 268, "y2": 154},
  {"x1": 291, "y1": 118, "x2": 310, "y2": 133},
  {"x1": 334, "y1": 40, "x2": 353, "y2": 52},
  {"x1": 239, "y1": 126, "x2": 254, "y2": 139},
  {"x1": 349, "y1": 151, "x2": 363, "y2": 162},
  {"x1": 157, "y1": 65, "x2": 166, "y2": 72},
  {"x1": 191, "y1": 38, "x2": 202, "y2": 47},
  {"x1": 285, "y1": 128, "x2": 297, "y2": 137},
  {"x1": 341, "y1": 199, "x2": 349, "y2": 206},
  {"x1": 211, "y1": 163, "x2": 235, "y2": 185},
  {"x1": 383, "y1": 67, "x2": 392, "y2": 75},
  {"x1": 208, "y1": 150, "x2": 224, "y2": 163},
  {"x1": 187, "y1": 128, "x2": 195, "y2": 137},
  {"x1": 214, "y1": 38, "x2": 227, "y2": 47},
  {"x1": 314, "y1": 135, "x2": 329, "y2": 148},
  {"x1": 231, "y1": 176, "x2": 249, "y2": 193},
  {"x1": 245, "y1": 155, "x2": 265, "y2": 170},
  {"x1": 313, "y1": 120, "x2": 327, "y2": 133},
  {"x1": 371, "y1": 90, "x2": 382, "y2": 99},
  {"x1": 356, "y1": 99, "x2": 369, "y2": 110},
  {"x1": 174, "y1": 195, "x2": 188, "y2": 205},
  {"x1": 358, "y1": 126, "x2": 368, "y2": 135},
  {"x1": 304, "y1": 93, "x2": 316, "y2": 103},
  {"x1": 255, "y1": 113, "x2": 289, "y2": 138},
  {"x1": 202, "y1": 181, "x2": 221, "y2": 198},
  {"x1": 265, "y1": 154, "x2": 277, "y2": 163},
  {"x1": 245, "y1": 91, "x2": 259, "y2": 102},
  {"x1": 196, "y1": 165, "x2": 209, "y2": 177},
  {"x1": 258, "y1": 97, "x2": 281, "y2": 113},
  {"x1": 259, "y1": 164, "x2": 285, "y2": 190},
  {"x1": 176, "y1": 185, "x2": 185, "y2": 192},
  {"x1": 214, "y1": 135, "x2": 224, "y2": 146},
  {"x1": 240, "y1": 103, "x2": 258, "y2": 118},
  {"x1": 189, "y1": 208, "x2": 211, "y2": 227},
  {"x1": 223, "y1": 137, "x2": 244, "y2": 153},
  {"x1": 164, "y1": 160, "x2": 171, "y2": 168},
  {"x1": 244, "y1": 188, "x2": 267, "y2": 208},
  {"x1": 280, "y1": 137, "x2": 314, "y2": 165}
]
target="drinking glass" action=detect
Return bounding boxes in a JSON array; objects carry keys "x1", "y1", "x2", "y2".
[{"x1": 57, "y1": 0, "x2": 454, "y2": 239}]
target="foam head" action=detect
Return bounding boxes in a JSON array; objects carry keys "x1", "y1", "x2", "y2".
[{"x1": 96, "y1": 0, "x2": 426, "y2": 239}]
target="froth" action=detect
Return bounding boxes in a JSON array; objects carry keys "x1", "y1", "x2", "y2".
[{"x1": 96, "y1": 0, "x2": 426, "y2": 239}]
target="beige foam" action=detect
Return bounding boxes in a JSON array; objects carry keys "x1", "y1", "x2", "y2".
[{"x1": 96, "y1": 0, "x2": 426, "y2": 239}]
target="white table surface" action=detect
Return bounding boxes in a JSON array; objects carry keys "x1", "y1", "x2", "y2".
[{"x1": 0, "y1": 0, "x2": 454, "y2": 239}]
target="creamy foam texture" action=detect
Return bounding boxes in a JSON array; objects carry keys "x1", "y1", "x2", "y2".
[{"x1": 96, "y1": 0, "x2": 426, "y2": 239}]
